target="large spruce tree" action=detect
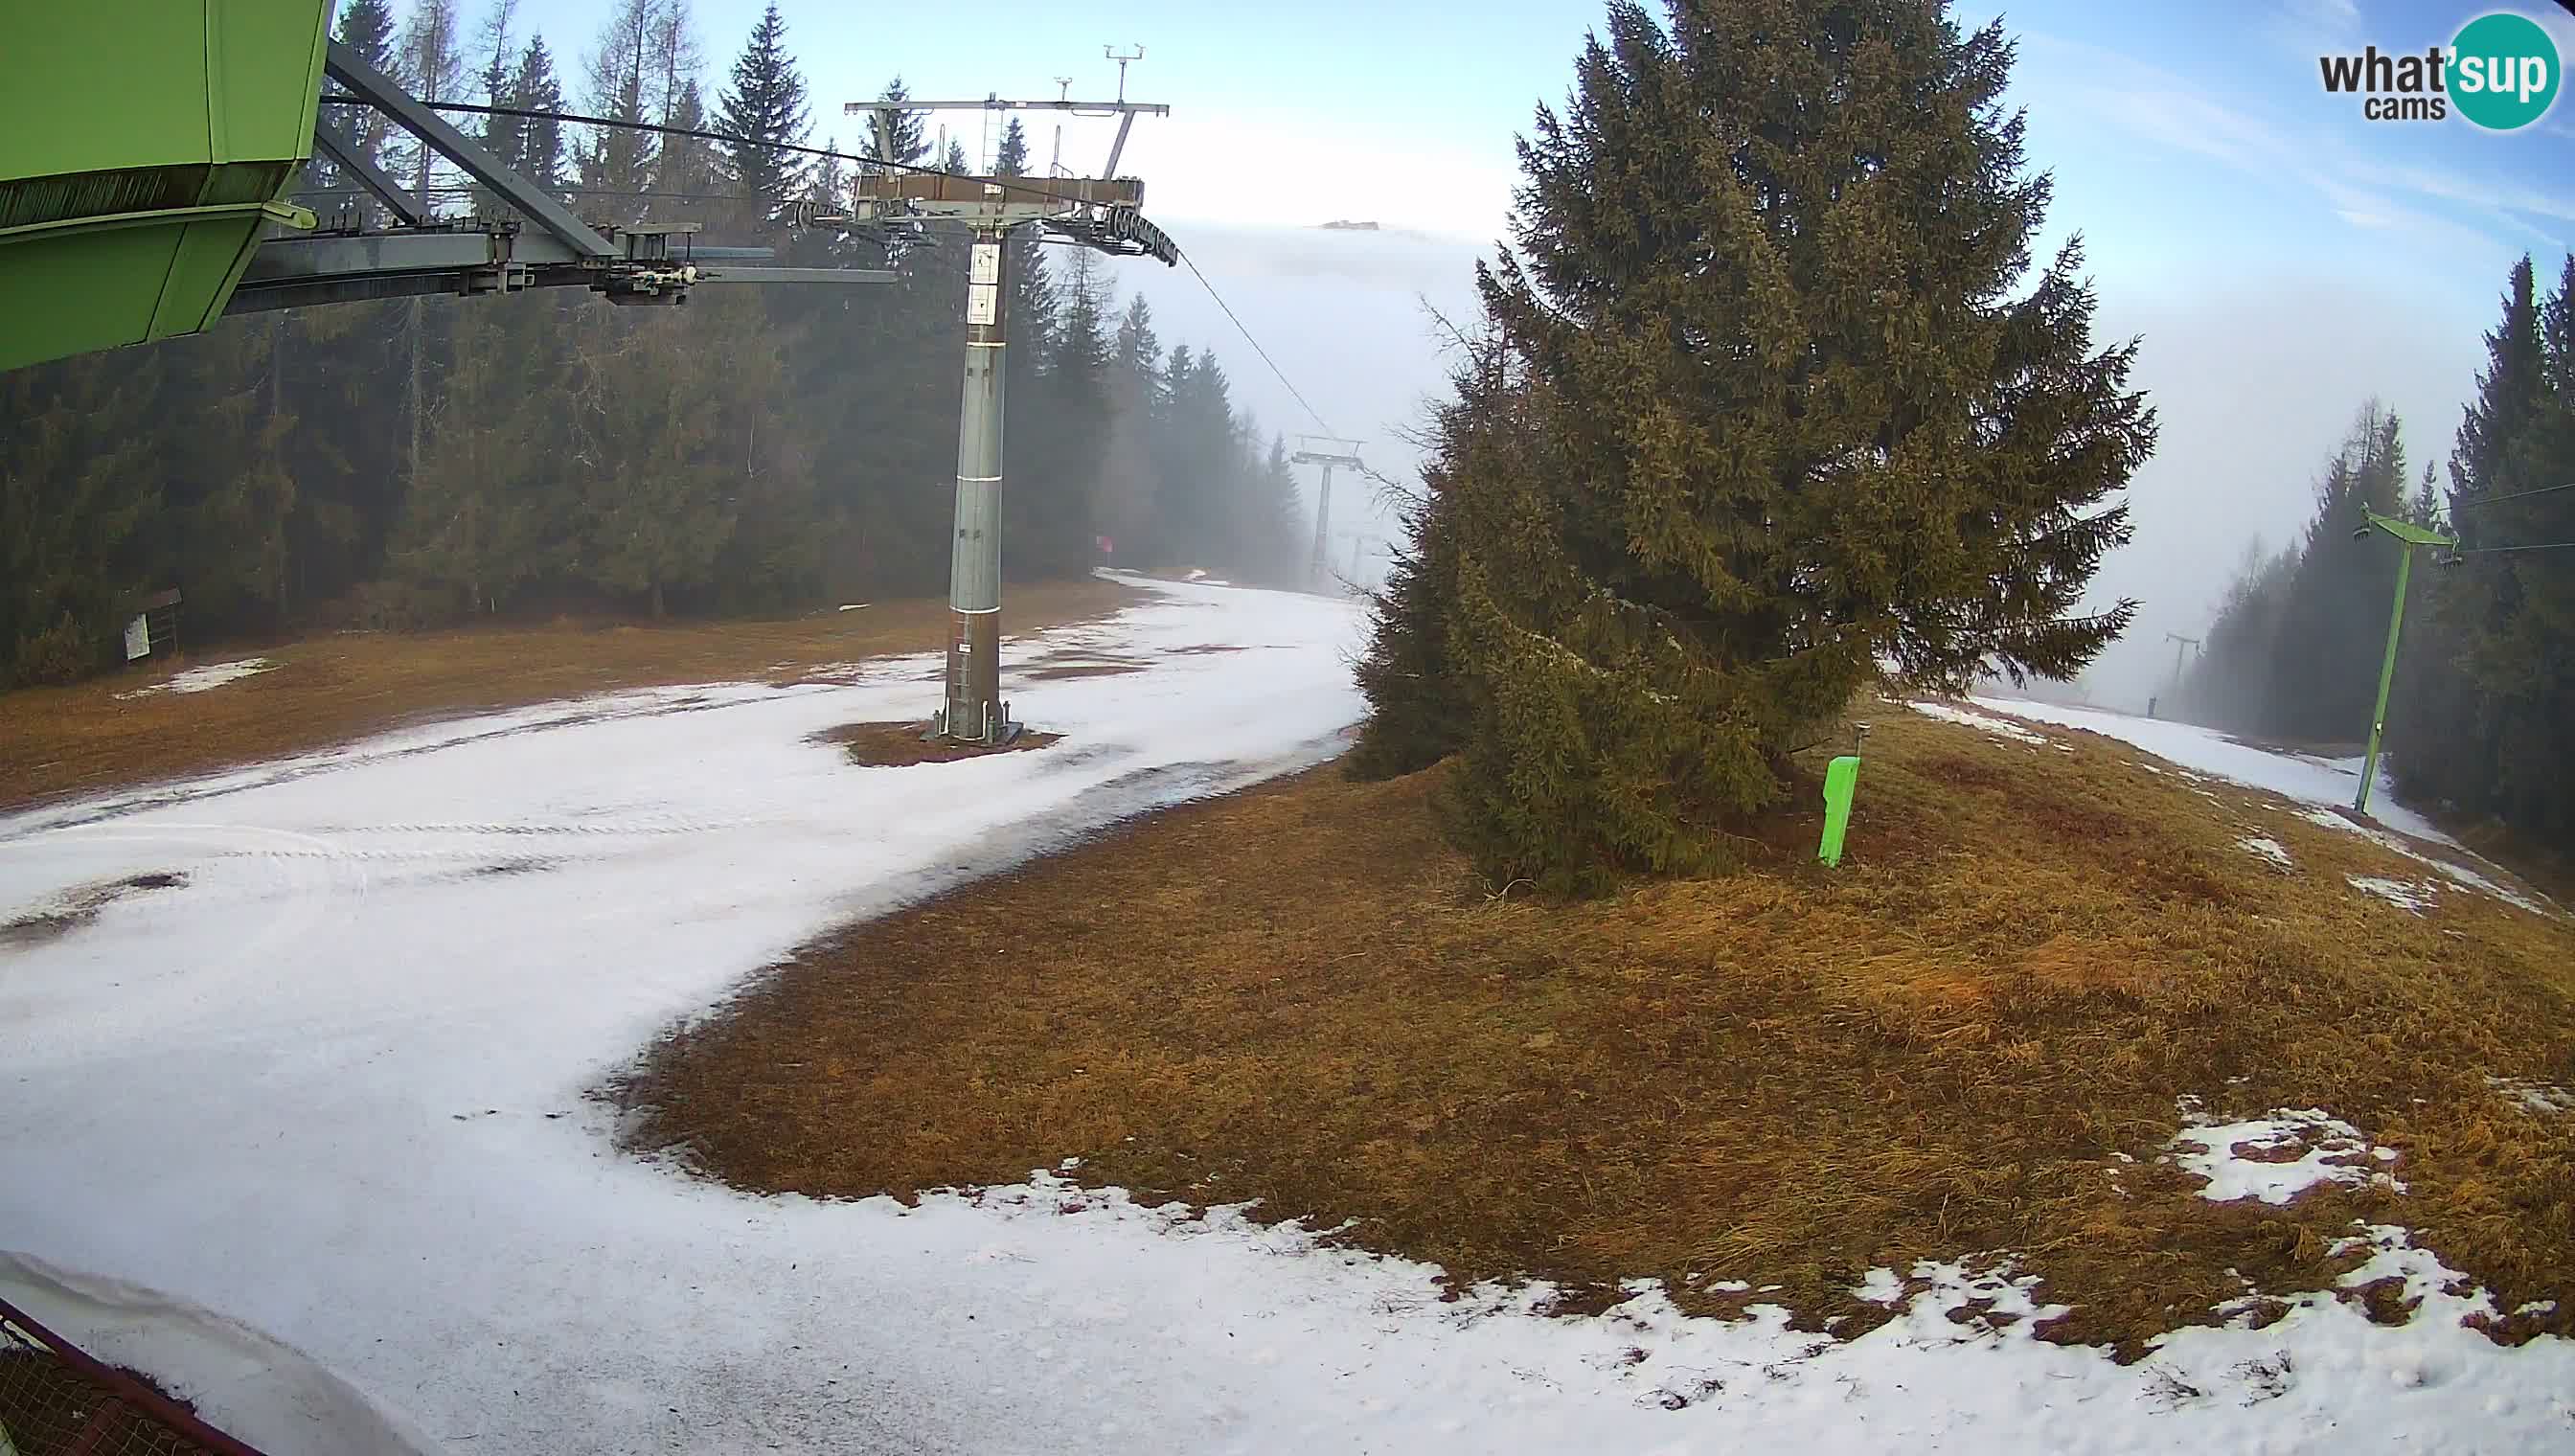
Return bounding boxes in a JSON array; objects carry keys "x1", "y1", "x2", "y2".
[
  {"x1": 510, "y1": 36, "x2": 568, "y2": 196},
  {"x1": 715, "y1": 4, "x2": 809, "y2": 221},
  {"x1": 1356, "y1": 0, "x2": 2156, "y2": 891}
]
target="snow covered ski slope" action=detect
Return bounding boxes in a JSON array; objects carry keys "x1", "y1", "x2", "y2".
[{"x1": 4, "y1": 581, "x2": 2569, "y2": 1453}]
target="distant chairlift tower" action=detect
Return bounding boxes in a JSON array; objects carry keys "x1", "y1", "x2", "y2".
[
  {"x1": 843, "y1": 80, "x2": 1174, "y2": 746},
  {"x1": 1291, "y1": 436, "x2": 1365, "y2": 593}
]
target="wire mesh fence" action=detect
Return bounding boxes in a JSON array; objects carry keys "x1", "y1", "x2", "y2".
[{"x1": 0, "y1": 1300, "x2": 258, "y2": 1456}]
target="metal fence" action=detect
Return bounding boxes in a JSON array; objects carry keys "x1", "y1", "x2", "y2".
[{"x1": 0, "y1": 1297, "x2": 262, "y2": 1456}]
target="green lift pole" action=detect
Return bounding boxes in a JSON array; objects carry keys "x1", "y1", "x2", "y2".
[{"x1": 2353, "y1": 508, "x2": 2457, "y2": 817}]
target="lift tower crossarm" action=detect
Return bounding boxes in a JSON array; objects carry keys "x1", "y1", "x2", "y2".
[{"x1": 839, "y1": 97, "x2": 1168, "y2": 178}]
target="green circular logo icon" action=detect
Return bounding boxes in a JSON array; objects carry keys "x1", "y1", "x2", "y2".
[{"x1": 2451, "y1": 11, "x2": 2561, "y2": 131}]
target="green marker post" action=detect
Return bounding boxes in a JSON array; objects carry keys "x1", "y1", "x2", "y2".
[{"x1": 1818, "y1": 722, "x2": 1868, "y2": 868}]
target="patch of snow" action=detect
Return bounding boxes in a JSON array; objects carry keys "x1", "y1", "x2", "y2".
[
  {"x1": 2347, "y1": 876, "x2": 2438, "y2": 914},
  {"x1": 836, "y1": 603, "x2": 871, "y2": 612},
  {"x1": 2237, "y1": 836, "x2": 2294, "y2": 870},
  {"x1": 2299, "y1": 809, "x2": 2549, "y2": 917},
  {"x1": 2416, "y1": 858, "x2": 2548, "y2": 916},
  {"x1": 113, "y1": 657, "x2": 275, "y2": 698},
  {"x1": 1905, "y1": 699, "x2": 2059, "y2": 747},
  {"x1": 2487, "y1": 1077, "x2": 2575, "y2": 1116},
  {"x1": 9, "y1": 580, "x2": 2575, "y2": 1452},
  {"x1": 2168, "y1": 1107, "x2": 2405, "y2": 1205},
  {"x1": 1969, "y1": 698, "x2": 2454, "y2": 843},
  {"x1": 1853, "y1": 1266, "x2": 1909, "y2": 1305}
]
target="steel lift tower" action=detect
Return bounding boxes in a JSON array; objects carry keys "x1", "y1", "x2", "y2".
[
  {"x1": 1290, "y1": 437, "x2": 1366, "y2": 593},
  {"x1": 843, "y1": 83, "x2": 1175, "y2": 746}
]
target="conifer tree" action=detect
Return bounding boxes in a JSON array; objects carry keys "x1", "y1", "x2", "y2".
[
  {"x1": 510, "y1": 36, "x2": 567, "y2": 196},
  {"x1": 580, "y1": 0, "x2": 660, "y2": 193},
  {"x1": 316, "y1": 1, "x2": 402, "y2": 214},
  {"x1": 715, "y1": 4, "x2": 809, "y2": 221},
  {"x1": 473, "y1": 0, "x2": 523, "y2": 174},
  {"x1": 2220, "y1": 403, "x2": 2404, "y2": 745},
  {"x1": 1100, "y1": 297, "x2": 1165, "y2": 564},
  {"x1": 864, "y1": 78, "x2": 929, "y2": 171},
  {"x1": 656, "y1": 80, "x2": 718, "y2": 201},
  {"x1": 994, "y1": 117, "x2": 1031, "y2": 178},
  {"x1": 1357, "y1": 0, "x2": 2156, "y2": 890}
]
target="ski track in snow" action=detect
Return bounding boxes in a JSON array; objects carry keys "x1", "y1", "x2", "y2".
[{"x1": 6, "y1": 580, "x2": 2574, "y2": 1453}]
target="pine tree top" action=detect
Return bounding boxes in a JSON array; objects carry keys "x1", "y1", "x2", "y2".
[
  {"x1": 995, "y1": 118, "x2": 1031, "y2": 177},
  {"x1": 716, "y1": 2, "x2": 810, "y2": 213}
]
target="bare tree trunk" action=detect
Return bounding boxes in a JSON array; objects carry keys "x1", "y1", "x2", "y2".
[{"x1": 408, "y1": 299, "x2": 422, "y2": 494}]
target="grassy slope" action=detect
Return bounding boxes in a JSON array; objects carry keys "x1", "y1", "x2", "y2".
[
  {"x1": 0, "y1": 580, "x2": 1134, "y2": 813},
  {"x1": 626, "y1": 701, "x2": 2575, "y2": 1356}
]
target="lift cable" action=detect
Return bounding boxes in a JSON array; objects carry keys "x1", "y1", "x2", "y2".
[
  {"x1": 2447, "y1": 540, "x2": 2575, "y2": 557},
  {"x1": 2451, "y1": 481, "x2": 2575, "y2": 511},
  {"x1": 1172, "y1": 250, "x2": 1335, "y2": 436}
]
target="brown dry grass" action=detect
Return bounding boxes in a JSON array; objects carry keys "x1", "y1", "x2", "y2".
[
  {"x1": 622, "y1": 702, "x2": 2575, "y2": 1357},
  {"x1": 813, "y1": 721, "x2": 1062, "y2": 766},
  {"x1": 0, "y1": 580, "x2": 1133, "y2": 812}
]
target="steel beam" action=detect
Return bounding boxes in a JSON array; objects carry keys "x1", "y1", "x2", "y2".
[
  {"x1": 322, "y1": 39, "x2": 614, "y2": 260},
  {"x1": 1104, "y1": 112, "x2": 1138, "y2": 177},
  {"x1": 848, "y1": 173, "x2": 1142, "y2": 207},
  {"x1": 690, "y1": 266, "x2": 898, "y2": 286},
  {"x1": 227, "y1": 231, "x2": 894, "y2": 313},
  {"x1": 308, "y1": 125, "x2": 430, "y2": 229},
  {"x1": 842, "y1": 100, "x2": 1171, "y2": 116}
]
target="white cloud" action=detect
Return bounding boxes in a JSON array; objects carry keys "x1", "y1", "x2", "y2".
[
  {"x1": 2337, "y1": 155, "x2": 2575, "y2": 225},
  {"x1": 2012, "y1": 28, "x2": 2547, "y2": 262},
  {"x1": 2266, "y1": 0, "x2": 2369, "y2": 57}
]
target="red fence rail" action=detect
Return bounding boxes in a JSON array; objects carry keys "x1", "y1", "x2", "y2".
[{"x1": 0, "y1": 1295, "x2": 267, "y2": 1456}]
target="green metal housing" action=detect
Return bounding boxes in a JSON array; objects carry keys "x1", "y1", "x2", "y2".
[{"x1": 0, "y1": 3, "x2": 331, "y2": 375}]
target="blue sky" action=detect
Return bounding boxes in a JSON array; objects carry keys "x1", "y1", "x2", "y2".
[{"x1": 486, "y1": 0, "x2": 2572, "y2": 697}]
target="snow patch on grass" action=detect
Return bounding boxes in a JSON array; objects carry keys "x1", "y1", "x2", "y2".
[
  {"x1": 1905, "y1": 699, "x2": 2066, "y2": 748},
  {"x1": 2168, "y1": 1104, "x2": 2405, "y2": 1205},
  {"x1": 2487, "y1": 1077, "x2": 2575, "y2": 1115},
  {"x1": 2348, "y1": 876, "x2": 2437, "y2": 914},
  {"x1": 2236, "y1": 836, "x2": 2293, "y2": 870},
  {"x1": 2302, "y1": 808, "x2": 2549, "y2": 916},
  {"x1": 1971, "y1": 698, "x2": 2452, "y2": 840},
  {"x1": 113, "y1": 658, "x2": 275, "y2": 698},
  {"x1": 2419, "y1": 857, "x2": 2548, "y2": 916}
]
